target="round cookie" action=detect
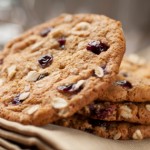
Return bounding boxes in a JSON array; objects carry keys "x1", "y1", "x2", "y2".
[
  {"x1": 120, "y1": 54, "x2": 150, "y2": 79},
  {"x1": 0, "y1": 14, "x2": 125, "y2": 125},
  {"x1": 98, "y1": 57, "x2": 150, "y2": 102},
  {"x1": 79, "y1": 101, "x2": 150, "y2": 125},
  {"x1": 55, "y1": 115, "x2": 150, "y2": 140}
]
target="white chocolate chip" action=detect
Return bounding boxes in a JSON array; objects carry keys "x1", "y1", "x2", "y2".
[
  {"x1": 25, "y1": 71, "x2": 40, "y2": 82},
  {"x1": 0, "y1": 78, "x2": 5, "y2": 86},
  {"x1": 73, "y1": 80, "x2": 85, "y2": 91},
  {"x1": 128, "y1": 54, "x2": 146, "y2": 65},
  {"x1": 113, "y1": 132, "x2": 122, "y2": 140},
  {"x1": 120, "y1": 105, "x2": 132, "y2": 119},
  {"x1": 146, "y1": 104, "x2": 150, "y2": 111},
  {"x1": 94, "y1": 66, "x2": 104, "y2": 78},
  {"x1": 64, "y1": 15, "x2": 73, "y2": 22},
  {"x1": 19, "y1": 92, "x2": 30, "y2": 100},
  {"x1": 52, "y1": 97, "x2": 68, "y2": 109},
  {"x1": 7, "y1": 65, "x2": 16, "y2": 79},
  {"x1": 132, "y1": 129, "x2": 143, "y2": 140},
  {"x1": 23, "y1": 105, "x2": 40, "y2": 115}
]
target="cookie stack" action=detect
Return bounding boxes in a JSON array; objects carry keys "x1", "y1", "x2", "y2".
[
  {"x1": 0, "y1": 14, "x2": 149, "y2": 140},
  {"x1": 56, "y1": 56, "x2": 150, "y2": 140}
]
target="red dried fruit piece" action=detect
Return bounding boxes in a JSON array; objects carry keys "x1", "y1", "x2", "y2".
[
  {"x1": 58, "y1": 37, "x2": 66, "y2": 48},
  {"x1": 87, "y1": 41, "x2": 109, "y2": 55},
  {"x1": 38, "y1": 54, "x2": 53, "y2": 68},
  {"x1": 89, "y1": 104, "x2": 116, "y2": 119}
]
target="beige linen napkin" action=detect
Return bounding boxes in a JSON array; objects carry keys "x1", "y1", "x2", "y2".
[{"x1": 0, "y1": 118, "x2": 149, "y2": 150}]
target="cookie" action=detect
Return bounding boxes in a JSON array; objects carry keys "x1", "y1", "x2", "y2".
[
  {"x1": 79, "y1": 101, "x2": 150, "y2": 125},
  {"x1": 120, "y1": 54, "x2": 150, "y2": 79},
  {"x1": 55, "y1": 115, "x2": 150, "y2": 140},
  {"x1": 0, "y1": 14, "x2": 125, "y2": 125},
  {"x1": 97, "y1": 57, "x2": 150, "y2": 102}
]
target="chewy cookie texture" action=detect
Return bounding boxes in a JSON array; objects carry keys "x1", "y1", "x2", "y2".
[{"x1": 0, "y1": 14, "x2": 125, "y2": 125}]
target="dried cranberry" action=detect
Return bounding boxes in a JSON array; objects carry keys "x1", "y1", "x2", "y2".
[
  {"x1": 38, "y1": 55, "x2": 53, "y2": 68},
  {"x1": 57, "y1": 83, "x2": 83, "y2": 93},
  {"x1": 58, "y1": 37, "x2": 66, "y2": 48},
  {"x1": 12, "y1": 95, "x2": 20, "y2": 105},
  {"x1": 40, "y1": 27, "x2": 52, "y2": 37},
  {"x1": 37, "y1": 72, "x2": 49, "y2": 80},
  {"x1": 95, "y1": 108, "x2": 112, "y2": 119},
  {"x1": 89, "y1": 104, "x2": 115, "y2": 119},
  {"x1": 86, "y1": 41, "x2": 109, "y2": 55},
  {"x1": 0, "y1": 59, "x2": 3, "y2": 65},
  {"x1": 116, "y1": 80, "x2": 132, "y2": 89}
]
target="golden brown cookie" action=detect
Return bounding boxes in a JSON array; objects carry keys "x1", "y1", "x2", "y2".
[
  {"x1": 79, "y1": 101, "x2": 150, "y2": 125},
  {"x1": 98, "y1": 56, "x2": 150, "y2": 102},
  {"x1": 0, "y1": 14, "x2": 125, "y2": 125},
  {"x1": 55, "y1": 115, "x2": 150, "y2": 140}
]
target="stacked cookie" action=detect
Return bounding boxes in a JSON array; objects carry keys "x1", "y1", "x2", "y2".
[
  {"x1": 55, "y1": 56, "x2": 150, "y2": 140},
  {"x1": 0, "y1": 13, "x2": 149, "y2": 140}
]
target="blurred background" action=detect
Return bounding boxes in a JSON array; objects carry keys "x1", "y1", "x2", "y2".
[{"x1": 0, "y1": 0, "x2": 149, "y2": 55}]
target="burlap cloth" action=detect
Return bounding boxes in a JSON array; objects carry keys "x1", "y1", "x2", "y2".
[{"x1": 0, "y1": 49, "x2": 149, "y2": 150}]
